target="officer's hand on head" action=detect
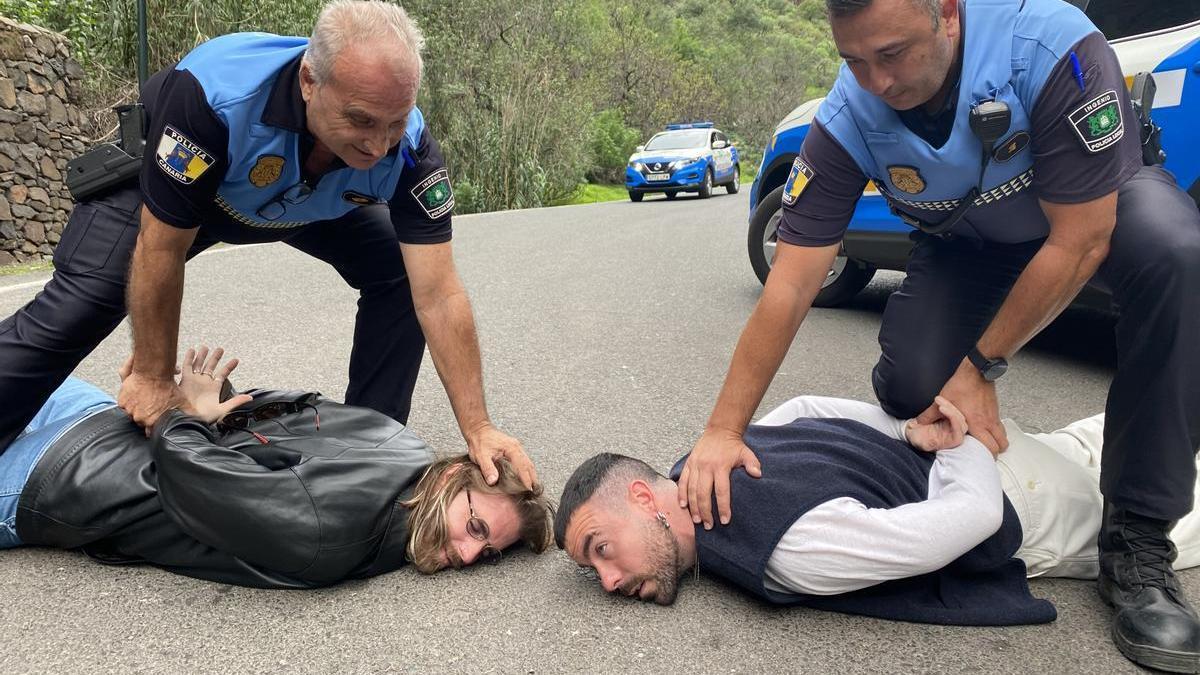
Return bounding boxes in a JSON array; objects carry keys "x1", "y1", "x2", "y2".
[
  {"x1": 465, "y1": 423, "x2": 538, "y2": 490},
  {"x1": 677, "y1": 428, "x2": 762, "y2": 530},
  {"x1": 917, "y1": 360, "x2": 1008, "y2": 457},
  {"x1": 118, "y1": 369, "x2": 192, "y2": 437}
]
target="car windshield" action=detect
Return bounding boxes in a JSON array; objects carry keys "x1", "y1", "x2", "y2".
[
  {"x1": 1086, "y1": 0, "x2": 1200, "y2": 40},
  {"x1": 644, "y1": 130, "x2": 710, "y2": 151}
]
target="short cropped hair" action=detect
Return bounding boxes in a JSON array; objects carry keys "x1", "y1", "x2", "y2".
[
  {"x1": 826, "y1": 0, "x2": 942, "y2": 28},
  {"x1": 553, "y1": 453, "x2": 665, "y2": 550},
  {"x1": 304, "y1": 0, "x2": 426, "y2": 85}
]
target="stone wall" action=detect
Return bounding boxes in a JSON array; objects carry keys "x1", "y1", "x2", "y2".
[{"x1": 0, "y1": 16, "x2": 86, "y2": 266}]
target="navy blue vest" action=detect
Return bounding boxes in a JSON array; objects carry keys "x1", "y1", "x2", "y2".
[{"x1": 670, "y1": 418, "x2": 1056, "y2": 626}]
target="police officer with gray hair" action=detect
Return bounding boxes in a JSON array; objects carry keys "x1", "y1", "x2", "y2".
[
  {"x1": 678, "y1": 0, "x2": 1200, "y2": 669},
  {"x1": 0, "y1": 0, "x2": 537, "y2": 490}
]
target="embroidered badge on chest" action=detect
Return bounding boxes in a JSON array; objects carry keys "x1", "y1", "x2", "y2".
[
  {"x1": 410, "y1": 168, "x2": 454, "y2": 219},
  {"x1": 249, "y1": 155, "x2": 285, "y2": 188},
  {"x1": 155, "y1": 126, "x2": 213, "y2": 184},
  {"x1": 992, "y1": 131, "x2": 1030, "y2": 163},
  {"x1": 781, "y1": 157, "x2": 815, "y2": 207},
  {"x1": 888, "y1": 165, "x2": 926, "y2": 195},
  {"x1": 1068, "y1": 90, "x2": 1124, "y2": 153},
  {"x1": 343, "y1": 190, "x2": 377, "y2": 206}
]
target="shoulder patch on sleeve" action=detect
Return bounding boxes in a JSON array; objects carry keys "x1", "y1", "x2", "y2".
[
  {"x1": 410, "y1": 168, "x2": 454, "y2": 219},
  {"x1": 155, "y1": 126, "x2": 214, "y2": 184},
  {"x1": 1067, "y1": 90, "x2": 1124, "y2": 153},
  {"x1": 782, "y1": 157, "x2": 816, "y2": 207}
]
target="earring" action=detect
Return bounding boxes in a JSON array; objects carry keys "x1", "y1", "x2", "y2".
[{"x1": 656, "y1": 511, "x2": 671, "y2": 530}]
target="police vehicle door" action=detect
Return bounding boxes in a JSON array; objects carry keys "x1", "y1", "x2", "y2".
[{"x1": 712, "y1": 131, "x2": 734, "y2": 179}]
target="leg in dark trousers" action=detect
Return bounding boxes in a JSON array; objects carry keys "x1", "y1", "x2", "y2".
[
  {"x1": 0, "y1": 186, "x2": 216, "y2": 451},
  {"x1": 285, "y1": 204, "x2": 425, "y2": 424},
  {"x1": 871, "y1": 234, "x2": 1044, "y2": 419},
  {"x1": 1096, "y1": 165, "x2": 1200, "y2": 522}
]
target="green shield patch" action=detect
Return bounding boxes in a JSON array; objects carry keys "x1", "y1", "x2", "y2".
[
  {"x1": 1068, "y1": 90, "x2": 1124, "y2": 154},
  {"x1": 410, "y1": 168, "x2": 455, "y2": 219}
]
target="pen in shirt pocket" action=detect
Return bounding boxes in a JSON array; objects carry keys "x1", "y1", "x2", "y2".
[{"x1": 1069, "y1": 51, "x2": 1086, "y2": 92}]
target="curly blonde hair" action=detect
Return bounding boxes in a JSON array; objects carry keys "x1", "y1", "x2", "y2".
[{"x1": 403, "y1": 455, "x2": 553, "y2": 573}]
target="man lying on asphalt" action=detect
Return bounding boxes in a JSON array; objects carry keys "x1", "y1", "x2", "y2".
[
  {"x1": 556, "y1": 396, "x2": 1200, "y2": 628},
  {"x1": 0, "y1": 347, "x2": 553, "y2": 588}
]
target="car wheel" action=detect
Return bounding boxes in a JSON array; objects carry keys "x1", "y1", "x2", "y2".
[
  {"x1": 629, "y1": 191, "x2": 643, "y2": 202},
  {"x1": 665, "y1": 191, "x2": 678, "y2": 200},
  {"x1": 747, "y1": 184, "x2": 875, "y2": 307},
  {"x1": 726, "y1": 166, "x2": 740, "y2": 194},
  {"x1": 698, "y1": 169, "x2": 713, "y2": 199}
]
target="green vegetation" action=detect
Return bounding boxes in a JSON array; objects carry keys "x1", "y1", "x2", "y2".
[
  {"x1": 0, "y1": 0, "x2": 838, "y2": 213},
  {"x1": 549, "y1": 183, "x2": 629, "y2": 207},
  {"x1": 0, "y1": 260, "x2": 52, "y2": 276}
]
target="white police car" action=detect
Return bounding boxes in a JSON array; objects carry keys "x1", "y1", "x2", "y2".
[
  {"x1": 747, "y1": 0, "x2": 1200, "y2": 307},
  {"x1": 626, "y1": 123, "x2": 740, "y2": 202}
]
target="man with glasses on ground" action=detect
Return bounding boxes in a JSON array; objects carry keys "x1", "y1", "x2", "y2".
[
  {"x1": 0, "y1": 346, "x2": 553, "y2": 586},
  {"x1": 0, "y1": 1, "x2": 535, "y2": 489}
]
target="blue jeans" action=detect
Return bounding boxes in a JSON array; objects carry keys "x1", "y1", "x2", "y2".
[{"x1": 0, "y1": 377, "x2": 115, "y2": 548}]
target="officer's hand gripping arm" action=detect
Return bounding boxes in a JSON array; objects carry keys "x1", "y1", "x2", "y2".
[
  {"x1": 118, "y1": 207, "x2": 198, "y2": 432},
  {"x1": 931, "y1": 192, "x2": 1117, "y2": 454}
]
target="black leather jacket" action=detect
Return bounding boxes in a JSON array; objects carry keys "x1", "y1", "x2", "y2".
[{"x1": 15, "y1": 389, "x2": 434, "y2": 589}]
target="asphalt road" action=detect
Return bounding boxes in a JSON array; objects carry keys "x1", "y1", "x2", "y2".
[{"x1": 0, "y1": 188, "x2": 1159, "y2": 673}]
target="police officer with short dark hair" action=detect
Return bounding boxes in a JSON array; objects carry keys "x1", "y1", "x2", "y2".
[
  {"x1": 678, "y1": 0, "x2": 1200, "y2": 668},
  {"x1": 0, "y1": 0, "x2": 537, "y2": 490}
]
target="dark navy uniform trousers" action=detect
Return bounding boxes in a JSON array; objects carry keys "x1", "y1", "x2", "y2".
[
  {"x1": 0, "y1": 185, "x2": 426, "y2": 450},
  {"x1": 872, "y1": 165, "x2": 1200, "y2": 521}
]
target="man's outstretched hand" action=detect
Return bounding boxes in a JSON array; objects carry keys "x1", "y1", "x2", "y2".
[
  {"x1": 466, "y1": 423, "x2": 538, "y2": 490},
  {"x1": 118, "y1": 346, "x2": 253, "y2": 433},
  {"x1": 677, "y1": 428, "x2": 762, "y2": 530},
  {"x1": 175, "y1": 346, "x2": 253, "y2": 424},
  {"x1": 917, "y1": 359, "x2": 1008, "y2": 456}
]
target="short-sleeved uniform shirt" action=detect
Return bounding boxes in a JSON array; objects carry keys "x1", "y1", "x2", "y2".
[
  {"x1": 779, "y1": 29, "x2": 1142, "y2": 247},
  {"x1": 138, "y1": 53, "x2": 453, "y2": 246}
]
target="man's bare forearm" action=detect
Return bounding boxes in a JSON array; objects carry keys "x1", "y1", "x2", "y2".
[
  {"x1": 976, "y1": 204, "x2": 1114, "y2": 359},
  {"x1": 706, "y1": 243, "x2": 838, "y2": 435},
  {"x1": 127, "y1": 210, "x2": 194, "y2": 378},
  {"x1": 707, "y1": 287, "x2": 815, "y2": 434},
  {"x1": 415, "y1": 286, "x2": 490, "y2": 435}
]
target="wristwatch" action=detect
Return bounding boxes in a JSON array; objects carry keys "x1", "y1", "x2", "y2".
[{"x1": 967, "y1": 347, "x2": 1008, "y2": 382}]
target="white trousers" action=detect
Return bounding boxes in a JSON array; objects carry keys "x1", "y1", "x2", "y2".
[{"x1": 1000, "y1": 416, "x2": 1200, "y2": 579}]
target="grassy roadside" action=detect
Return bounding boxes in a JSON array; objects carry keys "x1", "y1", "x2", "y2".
[
  {"x1": 551, "y1": 162, "x2": 761, "y2": 208},
  {"x1": 0, "y1": 261, "x2": 53, "y2": 276},
  {"x1": 549, "y1": 183, "x2": 629, "y2": 206}
]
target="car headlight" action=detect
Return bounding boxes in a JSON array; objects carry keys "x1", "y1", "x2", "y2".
[
  {"x1": 670, "y1": 158, "x2": 698, "y2": 170},
  {"x1": 631, "y1": 162, "x2": 645, "y2": 171}
]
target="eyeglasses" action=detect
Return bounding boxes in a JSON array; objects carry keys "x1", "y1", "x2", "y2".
[
  {"x1": 216, "y1": 398, "x2": 320, "y2": 444},
  {"x1": 256, "y1": 182, "x2": 314, "y2": 221},
  {"x1": 465, "y1": 488, "x2": 503, "y2": 565}
]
